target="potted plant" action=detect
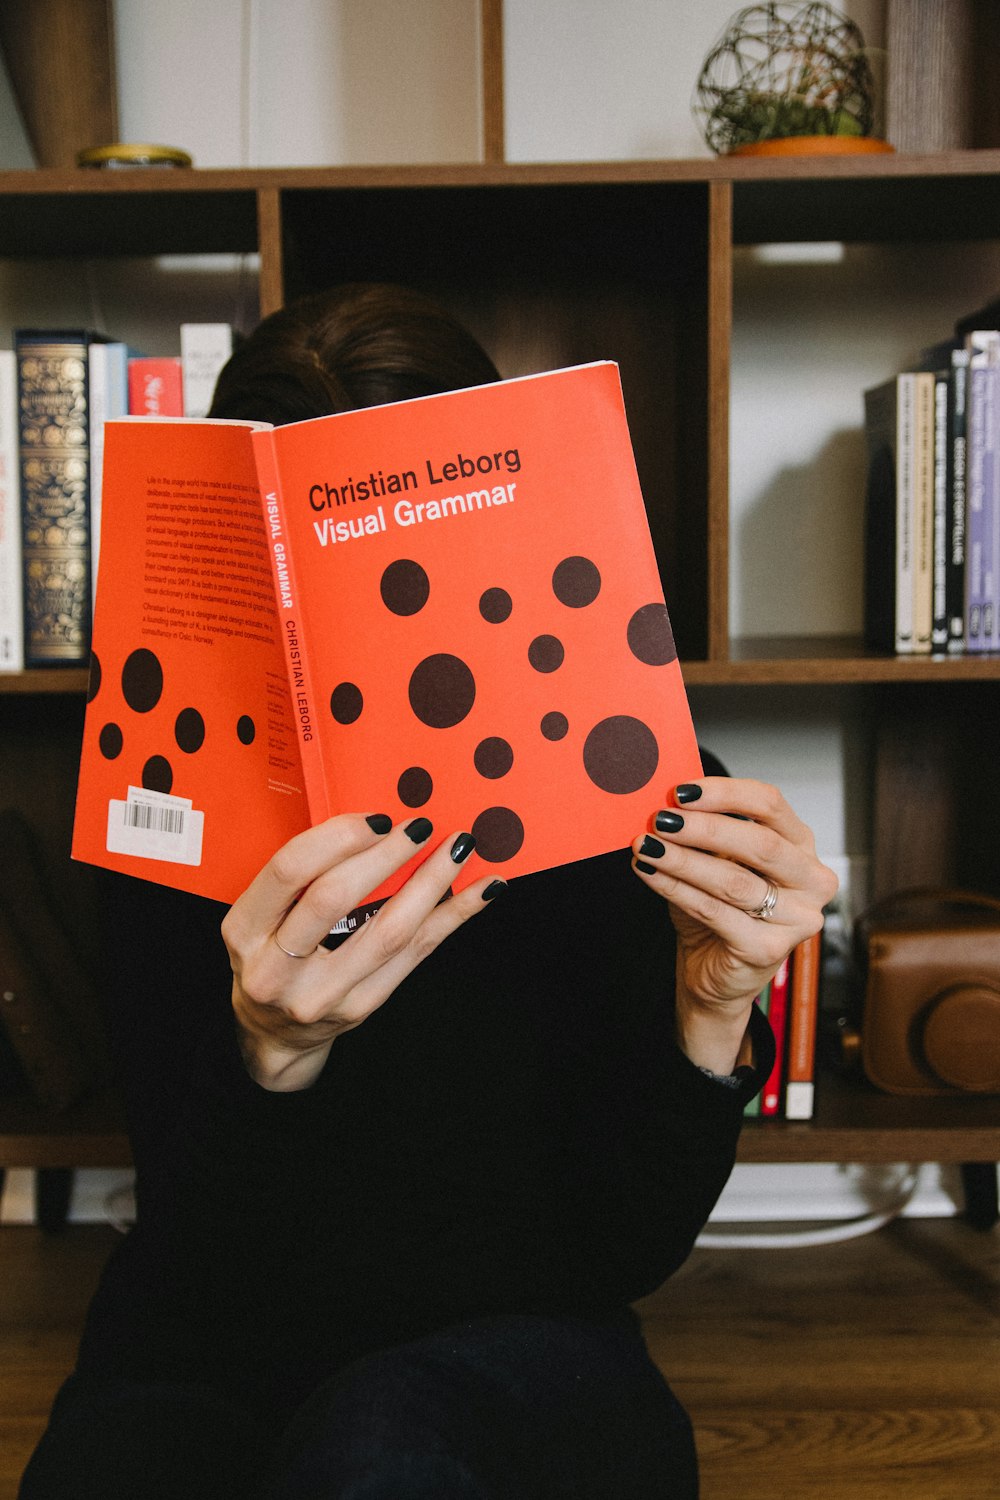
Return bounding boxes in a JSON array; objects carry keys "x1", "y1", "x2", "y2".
[{"x1": 694, "y1": 1, "x2": 892, "y2": 157}]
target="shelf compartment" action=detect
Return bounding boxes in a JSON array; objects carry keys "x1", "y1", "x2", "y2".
[
  {"x1": 739, "y1": 1068, "x2": 1000, "y2": 1164},
  {"x1": 0, "y1": 169, "x2": 264, "y2": 258},
  {"x1": 684, "y1": 636, "x2": 1000, "y2": 685}
]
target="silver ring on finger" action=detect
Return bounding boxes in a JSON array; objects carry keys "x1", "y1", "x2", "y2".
[
  {"x1": 747, "y1": 879, "x2": 779, "y2": 921},
  {"x1": 273, "y1": 933, "x2": 320, "y2": 959}
]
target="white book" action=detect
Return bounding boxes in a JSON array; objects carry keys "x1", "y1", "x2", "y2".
[
  {"x1": 895, "y1": 372, "x2": 916, "y2": 653},
  {"x1": 180, "y1": 323, "x2": 233, "y2": 418},
  {"x1": 88, "y1": 341, "x2": 129, "y2": 605},
  {"x1": 0, "y1": 349, "x2": 23, "y2": 671}
]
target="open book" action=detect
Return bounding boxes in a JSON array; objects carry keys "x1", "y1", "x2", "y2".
[{"x1": 72, "y1": 361, "x2": 701, "y2": 904}]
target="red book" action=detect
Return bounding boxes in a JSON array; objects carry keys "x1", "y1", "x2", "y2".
[
  {"x1": 760, "y1": 954, "x2": 791, "y2": 1118},
  {"x1": 73, "y1": 362, "x2": 702, "y2": 905},
  {"x1": 784, "y1": 929, "x2": 822, "y2": 1120},
  {"x1": 128, "y1": 357, "x2": 184, "y2": 416}
]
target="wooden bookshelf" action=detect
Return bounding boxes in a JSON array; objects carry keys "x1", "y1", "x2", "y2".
[{"x1": 1, "y1": 155, "x2": 999, "y2": 1179}]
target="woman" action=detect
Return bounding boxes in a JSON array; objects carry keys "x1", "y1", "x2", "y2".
[{"x1": 21, "y1": 284, "x2": 836, "y2": 1499}]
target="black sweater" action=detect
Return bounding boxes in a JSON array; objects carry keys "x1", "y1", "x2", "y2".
[{"x1": 80, "y1": 849, "x2": 772, "y2": 1427}]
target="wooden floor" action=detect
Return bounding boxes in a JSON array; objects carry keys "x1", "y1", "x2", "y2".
[{"x1": 1, "y1": 1216, "x2": 997, "y2": 1498}]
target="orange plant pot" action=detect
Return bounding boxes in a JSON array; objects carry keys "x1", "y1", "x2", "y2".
[{"x1": 728, "y1": 135, "x2": 895, "y2": 158}]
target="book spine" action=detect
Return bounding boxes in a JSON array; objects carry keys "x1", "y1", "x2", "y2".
[
  {"x1": 180, "y1": 323, "x2": 233, "y2": 419},
  {"x1": 127, "y1": 356, "x2": 184, "y2": 416},
  {"x1": 743, "y1": 984, "x2": 770, "y2": 1119},
  {"x1": 931, "y1": 369, "x2": 949, "y2": 650},
  {"x1": 984, "y1": 363, "x2": 999, "y2": 651},
  {"x1": 946, "y1": 348, "x2": 969, "y2": 653},
  {"x1": 912, "y1": 371, "x2": 935, "y2": 654},
  {"x1": 88, "y1": 342, "x2": 128, "y2": 606},
  {"x1": 15, "y1": 332, "x2": 95, "y2": 666},
  {"x1": 760, "y1": 955, "x2": 791, "y2": 1118},
  {"x1": 895, "y1": 373, "x2": 915, "y2": 653},
  {"x1": 784, "y1": 930, "x2": 822, "y2": 1121},
  {"x1": 862, "y1": 380, "x2": 898, "y2": 653},
  {"x1": 0, "y1": 350, "x2": 23, "y2": 672},
  {"x1": 964, "y1": 333, "x2": 999, "y2": 652},
  {"x1": 252, "y1": 429, "x2": 334, "y2": 825}
]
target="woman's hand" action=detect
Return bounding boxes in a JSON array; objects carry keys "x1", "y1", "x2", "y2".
[
  {"x1": 631, "y1": 778, "x2": 839, "y2": 1075},
  {"x1": 221, "y1": 813, "x2": 503, "y2": 1091}
]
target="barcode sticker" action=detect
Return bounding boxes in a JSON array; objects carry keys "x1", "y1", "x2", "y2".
[{"x1": 106, "y1": 787, "x2": 204, "y2": 867}]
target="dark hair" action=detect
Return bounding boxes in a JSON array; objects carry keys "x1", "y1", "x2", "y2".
[{"x1": 208, "y1": 283, "x2": 501, "y2": 426}]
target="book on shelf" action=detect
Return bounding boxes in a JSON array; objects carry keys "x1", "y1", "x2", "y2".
[
  {"x1": 784, "y1": 929, "x2": 822, "y2": 1121},
  {"x1": 743, "y1": 982, "x2": 770, "y2": 1119},
  {"x1": 88, "y1": 340, "x2": 129, "y2": 605},
  {"x1": 945, "y1": 346, "x2": 970, "y2": 653},
  {"x1": 912, "y1": 369, "x2": 935, "y2": 654},
  {"x1": 863, "y1": 367, "x2": 948, "y2": 657},
  {"x1": 180, "y1": 323, "x2": 234, "y2": 419},
  {"x1": 15, "y1": 329, "x2": 109, "y2": 667},
  {"x1": 0, "y1": 349, "x2": 22, "y2": 672},
  {"x1": 128, "y1": 356, "x2": 184, "y2": 417},
  {"x1": 931, "y1": 366, "x2": 950, "y2": 651},
  {"x1": 759, "y1": 953, "x2": 790, "y2": 1118},
  {"x1": 72, "y1": 360, "x2": 703, "y2": 908},
  {"x1": 863, "y1": 374, "x2": 913, "y2": 654},
  {"x1": 964, "y1": 330, "x2": 1000, "y2": 652}
]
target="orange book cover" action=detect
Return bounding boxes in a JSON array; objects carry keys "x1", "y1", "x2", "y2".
[
  {"x1": 73, "y1": 362, "x2": 701, "y2": 905},
  {"x1": 784, "y1": 929, "x2": 822, "y2": 1120}
]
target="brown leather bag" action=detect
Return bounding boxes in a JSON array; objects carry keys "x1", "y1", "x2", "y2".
[{"x1": 856, "y1": 888, "x2": 1000, "y2": 1096}]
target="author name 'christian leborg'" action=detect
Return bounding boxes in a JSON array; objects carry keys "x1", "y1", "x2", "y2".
[{"x1": 307, "y1": 447, "x2": 522, "y2": 510}]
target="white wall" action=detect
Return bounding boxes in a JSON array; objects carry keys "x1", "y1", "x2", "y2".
[
  {"x1": 0, "y1": 0, "x2": 972, "y2": 1224},
  {"x1": 113, "y1": 0, "x2": 481, "y2": 168}
]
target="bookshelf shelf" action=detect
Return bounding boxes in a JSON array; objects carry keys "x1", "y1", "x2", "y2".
[
  {"x1": 1, "y1": 157, "x2": 997, "y2": 1180},
  {"x1": 0, "y1": 1090, "x2": 130, "y2": 1170}
]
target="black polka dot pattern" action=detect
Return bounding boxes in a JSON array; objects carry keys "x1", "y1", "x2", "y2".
[
  {"x1": 528, "y1": 635, "x2": 564, "y2": 673},
  {"x1": 471, "y1": 806, "x2": 525, "y2": 863},
  {"x1": 331, "y1": 682, "x2": 364, "y2": 724},
  {"x1": 627, "y1": 603, "x2": 676, "y2": 666},
  {"x1": 583, "y1": 716, "x2": 659, "y2": 795},
  {"x1": 479, "y1": 587, "x2": 512, "y2": 623},
  {"x1": 552, "y1": 555, "x2": 601, "y2": 608},
  {"x1": 540, "y1": 712, "x2": 568, "y2": 741},
  {"x1": 142, "y1": 755, "x2": 173, "y2": 794},
  {"x1": 409, "y1": 654, "x2": 476, "y2": 729},
  {"x1": 381, "y1": 559, "x2": 430, "y2": 616},
  {"x1": 474, "y1": 737, "x2": 514, "y2": 779},
  {"x1": 237, "y1": 715, "x2": 256, "y2": 745},
  {"x1": 175, "y1": 708, "x2": 205, "y2": 754},
  {"x1": 398, "y1": 766, "x2": 433, "y2": 807},
  {"x1": 99, "y1": 722, "x2": 123, "y2": 759},
  {"x1": 121, "y1": 648, "x2": 163, "y2": 713}
]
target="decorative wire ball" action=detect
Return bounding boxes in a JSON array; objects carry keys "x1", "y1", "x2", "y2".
[{"x1": 693, "y1": 2, "x2": 875, "y2": 154}]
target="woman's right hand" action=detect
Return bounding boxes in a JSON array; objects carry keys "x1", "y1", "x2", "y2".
[{"x1": 221, "y1": 813, "x2": 502, "y2": 1091}]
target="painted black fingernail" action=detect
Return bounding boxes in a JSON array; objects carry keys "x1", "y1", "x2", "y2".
[
  {"x1": 675, "y1": 783, "x2": 702, "y2": 804},
  {"x1": 655, "y1": 811, "x2": 685, "y2": 834},
  {"x1": 404, "y1": 817, "x2": 433, "y2": 844},
  {"x1": 640, "y1": 834, "x2": 666, "y2": 858},
  {"x1": 635, "y1": 859, "x2": 657, "y2": 875},
  {"x1": 366, "y1": 813, "x2": 392, "y2": 834},
  {"x1": 482, "y1": 879, "x2": 507, "y2": 901},
  {"x1": 450, "y1": 832, "x2": 476, "y2": 863}
]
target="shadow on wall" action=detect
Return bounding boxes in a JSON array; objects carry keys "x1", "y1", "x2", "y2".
[{"x1": 733, "y1": 427, "x2": 868, "y2": 639}]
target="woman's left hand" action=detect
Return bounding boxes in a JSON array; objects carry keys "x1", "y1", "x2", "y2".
[{"x1": 632, "y1": 777, "x2": 839, "y2": 1070}]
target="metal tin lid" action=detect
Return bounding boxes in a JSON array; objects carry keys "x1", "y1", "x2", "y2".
[{"x1": 76, "y1": 143, "x2": 193, "y2": 169}]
